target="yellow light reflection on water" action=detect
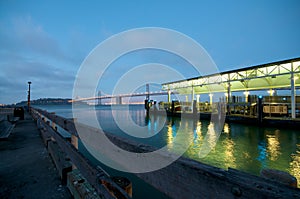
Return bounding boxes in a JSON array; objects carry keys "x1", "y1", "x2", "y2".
[
  {"x1": 223, "y1": 123, "x2": 230, "y2": 134},
  {"x1": 166, "y1": 124, "x2": 174, "y2": 149},
  {"x1": 289, "y1": 144, "x2": 300, "y2": 188},
  {"x1": 223, "y1": 137, "x2": 236, "y2": 169}
]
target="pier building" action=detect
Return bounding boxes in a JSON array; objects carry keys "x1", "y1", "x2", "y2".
[{"x1": 161, "y1": 57, "x2": 300, "y2": 119}]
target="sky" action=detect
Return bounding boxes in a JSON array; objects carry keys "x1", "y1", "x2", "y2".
[{"x1": 0, "y1": 0, "x2": 299, "y2": 104}]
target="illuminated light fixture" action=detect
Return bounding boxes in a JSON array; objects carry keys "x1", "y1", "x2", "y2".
[
  {"x1": 209, "y1": 93, "x2": 213, "y2": 97},
  {"x1": 224, "y1": 93, "x2": 228, "y2": 97},
  {"x1": 258, "y1": 95, "x2": 263, "y2": 99},
  {"x1": 196, "y1": 94, "x2": 200, "y2": 102},
  {"x1": 267, "y1": 89, "x2": 275, "y2": 96},
  {"x1": 243, "y1": 91, "x2": 250, "y2": 95}
]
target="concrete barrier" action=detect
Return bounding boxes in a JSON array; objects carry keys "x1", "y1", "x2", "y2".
[
  {"x1": 48, "y1": 140, "x2": 72, "y2": 184},
  {"x1": 67, "y1": 169, "x2": 101, "y2": 199}
]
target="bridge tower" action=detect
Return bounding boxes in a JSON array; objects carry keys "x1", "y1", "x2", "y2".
[
  {"x1": 146, "y1": 83, "x2": 150, "y2": 100},
  {"x1": 116, "y1": 96, "x2": 122, "y2": 105},
  {"x1": 98, "y1": 91, "x2": 101, "y2": 105}
]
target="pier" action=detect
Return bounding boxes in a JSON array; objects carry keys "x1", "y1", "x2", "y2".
[
  {"x1": 0, "y1": 110, "x2": 71, "y2": 198},
  {"x1": 1, "y1": 107, "x2": 299, "y2": 198},
  {"x1": 0, "y1": 108, "x2": 131, "y2": 199}
]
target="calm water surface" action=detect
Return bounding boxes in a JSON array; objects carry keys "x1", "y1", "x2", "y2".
[{"x1": 35, "y1": 104, "x2": 300, "y2": 194}]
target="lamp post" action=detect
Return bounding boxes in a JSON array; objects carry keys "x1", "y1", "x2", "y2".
[{"x1": 27, "y1": 81, "x2": 31, "y2": 112}]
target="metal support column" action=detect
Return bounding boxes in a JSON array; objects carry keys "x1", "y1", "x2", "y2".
[
  {"x1": 146, "y1": 83, "x2": 150, "y2": 100},
  {"x1": 27, "y1": 81, "x2": 31, "y2": 112},
  {"x1": 191, "y1": 86, "x2": 195, "y2": 101},
  {"x1": 291, "y1": 70, "x2": 296, "y2": 119},
  {"x1": 227, "y1": 82, "x2": 231, "y2": 103},
  {"x1": 196, "y1": 94, "x2": 200, "y2": 103},
  {"x1": 98, "y1": 91, "x2": 101, "y2": 105},
  {"x1": 191, "y1": 86, "x2": 195, "y2": 109},
  {"x1": 168, "y1": 89, "x2": 171, "y2": 103},
  {"x1": 209, "y1": 94, "x2": 213, "y2": 105},
  {"x1": 118, "y1": 96, "x2": 122, "y2": 105}
]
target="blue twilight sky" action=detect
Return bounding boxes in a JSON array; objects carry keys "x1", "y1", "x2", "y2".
[{"x1": 0, "y1": 0, "x2": 299, "y2": 104}]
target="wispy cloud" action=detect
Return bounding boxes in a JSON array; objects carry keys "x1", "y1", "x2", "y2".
[
  {"x1": 0, "y1": 16, "x2": 75, "y2": 63},
  {"x1": 0, "y1": 15, "x2": 77, "y2": 104}
]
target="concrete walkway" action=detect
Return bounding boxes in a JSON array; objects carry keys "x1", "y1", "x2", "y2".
[{"x1": 0, "y1": 112, "x2": 72, "y2": 199}]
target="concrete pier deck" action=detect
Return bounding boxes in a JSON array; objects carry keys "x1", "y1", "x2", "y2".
[{"x1": 0, "y1": 112, "x2": 72, "y2": 198}]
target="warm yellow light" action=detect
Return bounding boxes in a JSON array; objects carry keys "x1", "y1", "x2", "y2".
[
  {"x1": 224, "y1": 93, "x2": 228, "y2": 97},
  {"x1": 267, "y1": 89, "x2": 274, "y2": 96},
  {"x1": 223, "y1": 123, "x2": 230, "y2": 134},
  {"x1": 196, "y1": 94, "x2": 200, "y2": 102},
  {"x1": 266, "y1": 134, "x2": 281, "y2": 161},
  {"x1": 243, "y1": 91, "x2": 250, "y2": 96}
]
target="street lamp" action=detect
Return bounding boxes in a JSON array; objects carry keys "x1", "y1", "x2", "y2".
[{"x1": 27, "y1": 81, "x2": 32, "y2": 111}]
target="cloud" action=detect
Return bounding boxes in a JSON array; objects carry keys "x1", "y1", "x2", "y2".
[
  {"x1": 0, "y1": 16, "x2": 78, "y2": 104},
  {"x1": 0, "y1": 15, "x2": 77, "y2": 64}
]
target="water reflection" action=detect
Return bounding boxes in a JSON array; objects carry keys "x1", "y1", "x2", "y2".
[
  {"x1": 223, "y1": 123, "x2": 230, "y2": 134},
  {"x1": 257, "y1": 141, "x2": 267, "y2": 168},
  {"x1": 160, "y1": 116, "x2": 299, "y2": 188},
  {"x1": 266, "y1": 133, "x2": 281, "y2": 161},
  {"x1": 289, "y1": 144, "x2": 300, "y2": 187},
  {"x1": 223, "y1": 137, "x2": 236, "y2": 169}
]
